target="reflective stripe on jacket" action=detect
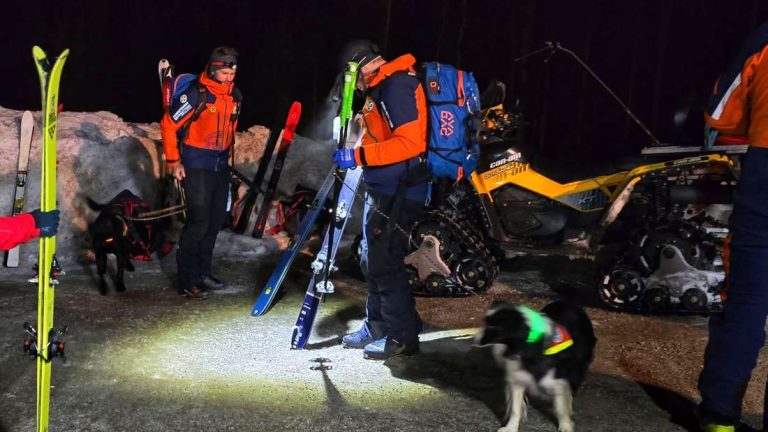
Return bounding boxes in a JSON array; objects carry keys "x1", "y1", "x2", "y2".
[{"x1": 706, "y1": 22, "x2": 768, "y2": 147}]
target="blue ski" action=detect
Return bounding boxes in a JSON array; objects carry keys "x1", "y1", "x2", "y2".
[
  {"x1": 250, "y1": 170, "x2": 335, "y2": 316},
  {"x1": 290, "y1": 165, "x2": 363, "y2": 349}
]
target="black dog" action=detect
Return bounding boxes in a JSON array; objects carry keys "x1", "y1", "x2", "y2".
[
  {"x1": 87, "y1": 190, "x2": 169, "y2": 293},
  {"x1": 475, "y1": 300, "x2": 597, "y2": 432}
]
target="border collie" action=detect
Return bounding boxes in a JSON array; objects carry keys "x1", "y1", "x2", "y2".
[{"x1": 475, "y1": 300, "x2": 597, "y2": 432}]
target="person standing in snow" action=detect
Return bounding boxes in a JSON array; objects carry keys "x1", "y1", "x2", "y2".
[
  {"x1": 698, "y1": 22, "x2": 768, "y2": 432},
  {"x1": 0, "y1": 209, "x2": 59, "y2": 251},
  {"x1": 334, "y1": 40, "x2": 427, "y2": 360},
  {"x1": 160, "y1": 46, "x2": 242, "y2": 300}
]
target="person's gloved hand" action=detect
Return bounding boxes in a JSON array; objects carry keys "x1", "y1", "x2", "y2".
[
  {"x1": 333, "y1": 148, "x2": 357, "y2": 169},
  {"x1": 31, "y1": 209, "x2": 60, "y2": 237}
]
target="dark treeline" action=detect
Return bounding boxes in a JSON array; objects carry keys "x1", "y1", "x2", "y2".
[{"x1": 2, "y1": 0, "x2": 767, "y2": 164}]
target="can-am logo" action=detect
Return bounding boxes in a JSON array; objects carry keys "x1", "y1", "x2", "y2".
[
  {"x1": 440, "y1": 110, "x2": 455, "y2": 136},
  {"x1": 490, "y1": 151, "x2": 523, "y2": 169}
]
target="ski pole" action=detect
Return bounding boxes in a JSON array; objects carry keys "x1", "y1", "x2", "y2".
[{"x1": 322, "y1": 61, "x2": 358, "y2": 292}]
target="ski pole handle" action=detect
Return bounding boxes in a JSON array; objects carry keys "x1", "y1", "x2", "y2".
[{"x1": 339, "y1": 62, "x2": 358, "y2": 135}]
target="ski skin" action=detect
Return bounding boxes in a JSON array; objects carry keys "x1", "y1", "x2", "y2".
[
  {"x1": 290, "y1": 166, "x2": 362, "y2": 349},
  {"x1": 32, "y1": 45, "x2": 68, "y2": 432},
  {"x1": 250, "y1": 170, "x2": 335, "y2": 316},
  {"x1": 5, "y1": 110, "x2": 34, "y2": 267},
  {"x1": 251, "y1": 101, "x2": 302, "y2": 238}
]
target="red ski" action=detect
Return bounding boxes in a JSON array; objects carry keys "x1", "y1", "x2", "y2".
[{"x1": 251, "y1": 102, "x2": 302, "y2": 238}]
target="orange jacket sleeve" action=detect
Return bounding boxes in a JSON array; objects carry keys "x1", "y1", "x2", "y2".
[
  {"x1": 355, "y1": 119, "x2": 425, "y2": 166},
  {"x1": 354, "y1": 72, "x2": 427, "y2": 166},
  {"x1": 0, "y1": 213, "x2": 39, "y2": 251},
  {"x1": 160, "y1": 96, "x2": 197, "y2": 167}
]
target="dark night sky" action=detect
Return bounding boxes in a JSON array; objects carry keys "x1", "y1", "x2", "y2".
[{"x1": 2, "y1": 0, "x2": 767, "y2": 164}]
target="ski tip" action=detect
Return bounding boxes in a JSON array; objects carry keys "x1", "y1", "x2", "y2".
[
  {"x1": 57, "y1": 48, "x2": 71, "y2": 61},
  {"x1": 251, "y1": 299, "x2": 269, "y2": 316},
  {"x1": 32, "y1": 46, "x2": 46, "y2": 59},
  {"x1": 287, "y1": 102, "x2": 302, "y2": 122},
  {"x1": 290, "y1": 335, "x2": 305, "y2": 350}
]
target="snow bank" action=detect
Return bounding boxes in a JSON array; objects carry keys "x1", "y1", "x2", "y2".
[{"x1": 0, "y1": 106, "x2": 336, "y2": 267}]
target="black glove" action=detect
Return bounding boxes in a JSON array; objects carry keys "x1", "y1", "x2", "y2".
[{"x1": 31, "y1": 209, "x2": 60, "y2": 237}]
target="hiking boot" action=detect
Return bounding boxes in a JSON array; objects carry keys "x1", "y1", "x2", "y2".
[
  {"x1": 342, "y1": 323, "x2": 377, "y2": 349},
  {"x1": 180, "y1": 286, "x2": 209, "y2": 300},
  {"x1": 363, "y1": 337, "x2": 419, "y2": 360},
  {"x1": 201, "y1": 274, "x2": 226, "y2": 290},
  {"x1": 700, "y1": 424, "x2": 735, "y2": 432}
]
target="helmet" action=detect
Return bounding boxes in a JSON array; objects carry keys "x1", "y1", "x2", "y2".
[{"x1": 339, "y1": 39, "x2": 381, "y2": 69}]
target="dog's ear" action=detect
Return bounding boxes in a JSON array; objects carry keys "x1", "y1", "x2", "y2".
[
  {"x1": 490, "y1": 300, "x2": 508, "y2": 308},
  {"x1": 477, "y1": 306, "x2": 527, "y2": 348}
]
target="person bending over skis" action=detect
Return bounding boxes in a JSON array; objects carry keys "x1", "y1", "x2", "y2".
[{"x1": 335, "y1": 40, "x2": 428, "y2": 360}]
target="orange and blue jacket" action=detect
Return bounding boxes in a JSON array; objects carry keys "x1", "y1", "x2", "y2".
[
  {"x1": 0, "y1": 213, "x2": 38, "y2": 251},
  {"x1": 354, "y1": 54, "x2": 428, "y2": 200},
  {"x1": 706, "y1": 22, "x2": 768, "y2": 147},
  {"x1": 160, "y1": 73, "x2": 241, "y2": 172}
]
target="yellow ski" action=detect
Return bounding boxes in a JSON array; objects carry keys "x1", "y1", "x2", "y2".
[{"x1": 32, "y1": 45, "x2": 68, "y2": 432}]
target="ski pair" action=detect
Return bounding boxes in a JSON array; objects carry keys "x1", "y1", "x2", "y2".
[
  {"x1": 250, "y1": 170, "x2": 335, "y2": 316},
  {"x1": 5, "y1": 111, "x2": 34, "y2": 267},
  {"x1": 32, "y1": 46, "x2": 69, "y2": 432},
  {"x1": 251, "y1": 62, "x2": 362, "y2": 349},
  {"x1": 250, "y1": 126, "x2": 364, "y2": 318},
  {"x1": 290, "y1": 165, "x2": 363, "y2": 349},
  {"x1": 233, "y1": 102, "x2": 302, "y2": 238},
  {"x1": 289, "y1": 61, "x2": 361, "y2": 349}
]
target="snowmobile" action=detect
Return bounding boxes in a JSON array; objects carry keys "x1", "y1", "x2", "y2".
[{"x1": 402, "y1": 81, "x2": 740, "y2": 314}]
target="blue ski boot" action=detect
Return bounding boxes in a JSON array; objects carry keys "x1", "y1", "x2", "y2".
[
  {"x1": 363, "y1": 337, "x2": 419, "y2": 360},
  {"x1": 342, "y1": 323, "x2": 377, "y2": 349}
]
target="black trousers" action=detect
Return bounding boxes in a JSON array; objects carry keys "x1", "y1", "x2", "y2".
[
  {"x1": 176, "y1": 168, "x2": 229, "y2": 291},
  {"x1": 360, "y1": 190, "x2": 424, "y2": 344}
]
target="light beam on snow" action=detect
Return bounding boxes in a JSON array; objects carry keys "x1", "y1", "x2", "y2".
[{"x1": 90, "y1": 291, "x2": 474, "y2": 412}]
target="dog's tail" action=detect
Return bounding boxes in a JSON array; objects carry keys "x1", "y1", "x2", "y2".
[{"x1": 85, "y1": 197, "x2": 106, "y2": 212}]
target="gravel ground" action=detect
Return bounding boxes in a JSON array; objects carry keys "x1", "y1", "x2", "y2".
[{"x1": 0, "y1": 248, "x2": 765, "y2": 432}]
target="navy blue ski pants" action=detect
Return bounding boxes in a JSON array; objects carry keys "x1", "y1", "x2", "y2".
[
  {"x1": 699, "y1": 146, "x2": 768, "y2": 426},
  {"x1": 360, "y1": 190, "x2": 424, "y2": 344},
  {"x1": 176, "y1": 168, "x2": 229, "y2": 291}
]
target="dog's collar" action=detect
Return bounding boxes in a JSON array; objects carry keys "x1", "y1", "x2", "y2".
[{"x1": 544, "y1": 324, "x2": 574, "y2": 355}]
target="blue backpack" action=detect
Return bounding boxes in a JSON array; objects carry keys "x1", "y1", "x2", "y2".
[
  {"x1": 168, "y1": 73, "x2": 209, "y2": 124},
  {"x1": 422, "y1": 62, "x2": 482, "y2": 180}
]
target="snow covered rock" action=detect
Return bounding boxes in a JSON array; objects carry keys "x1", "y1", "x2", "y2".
[{"x1": 0, "y1": 106, "x2": 335, "y2": 266}]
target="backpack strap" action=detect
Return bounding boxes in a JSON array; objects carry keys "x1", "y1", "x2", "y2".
[
  {"x1": 229, "y1": 88, "x2": 242, "y2": 123},
  {"x1": 176, "y1": 84, "x2": 210, "y2": 147}
]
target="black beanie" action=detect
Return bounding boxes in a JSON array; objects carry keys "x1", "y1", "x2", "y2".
[{"x1": 208, "y1": 53, "x2": 238, "y2": 74}]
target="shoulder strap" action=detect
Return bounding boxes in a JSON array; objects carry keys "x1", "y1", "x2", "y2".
[
  {"x1": 230, "y1": 87, "x2": 242, "y2": 123},
  {"x1": 178, "y1": 84, "x2": 209, "y2": 136}
]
